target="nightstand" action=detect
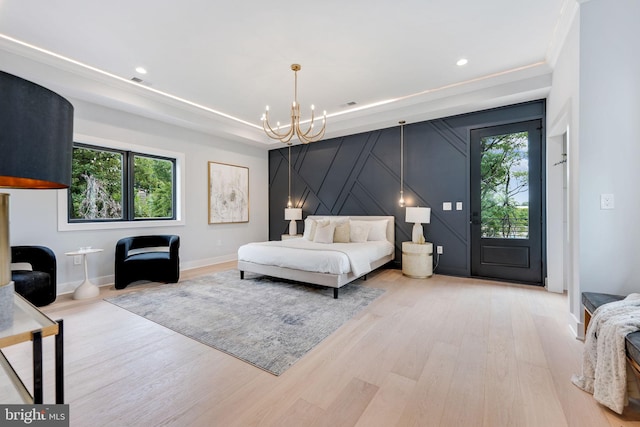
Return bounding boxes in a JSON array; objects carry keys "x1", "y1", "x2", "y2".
[
  {"x1": 402, "y1": 241, "x2": 433, "y2": 278},
  {"x1": 281, "y1": 234, "x2": 303, "y2": 240}
]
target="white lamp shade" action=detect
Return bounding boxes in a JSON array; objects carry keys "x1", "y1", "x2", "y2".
[
  {"x1": 406, "y1": 207, "x2": 431, "y2": 224},
  {"x1": 284, "y1": 208, "x2": 302, "y2": 221}
]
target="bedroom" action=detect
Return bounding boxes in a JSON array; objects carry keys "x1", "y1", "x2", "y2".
[{"x1": 1, "y1": 0, "x2": 639, "y2": 425}]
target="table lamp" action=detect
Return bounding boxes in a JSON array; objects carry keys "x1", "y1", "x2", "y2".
[
  {"x1": 0, "y1": 71, "x2": 74, "y2": 329},
  {"x1": 284, "y1": 208, "x2": 302, "y2": 236},
  {"x1": 406, "y1": 206, "x2": 431, "y2": 243}
]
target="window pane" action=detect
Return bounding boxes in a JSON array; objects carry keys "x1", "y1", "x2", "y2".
[
  {"x1": 480, "y1": 131, "x2": 529, "y2": 239},
  {"x1": 70, "y1": 146, "x2": 123, "y2": 220},
  {"x1": 133, "y1": 155, "x2": 174, "y2": 219}
]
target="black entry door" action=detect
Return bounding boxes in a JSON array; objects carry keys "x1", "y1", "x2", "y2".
[{"x1": 470, "y1": 120, "x2": 543, "y2": 284}]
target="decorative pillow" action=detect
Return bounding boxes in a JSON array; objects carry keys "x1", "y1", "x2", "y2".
[
  {"x1": 367, "y1": 219, "x2": 389, "y2": 241},
  {"x1": 332, "y1": 219, "x2": 350, "y2": 243},
  {"x1": 303, "y1": 219, "x2": 329, "y2": 240},
  {"x1": 349, "y1": 221, "x2": 371, "y2": 243},
  {"x1": 302, "y1": 218, "x2": 315, "y2": 240},
  {"x1": 313, "y1": 222, "x2": 336, "y2": 244}
]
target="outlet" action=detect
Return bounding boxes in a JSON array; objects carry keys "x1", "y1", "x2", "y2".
[
  {"x1": 73, "y1": 255, "x2": 82, "y2": 265},
  {"x1": 437, "y1": 246, "x2": 443, "y2": 254},
  {"x1": 600, "y1": 193, "x2": 614, "y2": 210}
]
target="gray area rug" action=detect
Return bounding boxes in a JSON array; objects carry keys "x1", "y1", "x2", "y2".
[{"x1": 105, "y1": 270, "x2": 384, "y2": 375}]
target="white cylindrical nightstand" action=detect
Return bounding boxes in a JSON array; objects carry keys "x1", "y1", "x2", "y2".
[
  {"x1": 281, "y1": 234, "x2": 303, "y2": 240},
  {"x1": 402, "y1": 241, "x2": 433, "y2": 278}
]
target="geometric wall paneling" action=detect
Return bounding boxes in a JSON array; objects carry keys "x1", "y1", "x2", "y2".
[{"x1": 268, "y1": 100, "x2": 545, "y2": 278}]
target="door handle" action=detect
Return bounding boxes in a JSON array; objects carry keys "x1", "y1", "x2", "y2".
[{"x1": 470, "y1": 212, "x2": 480, "y2": 225}]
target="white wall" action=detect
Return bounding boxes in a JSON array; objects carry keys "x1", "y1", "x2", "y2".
[
  {"x1": 547, "y1": 0, "x2": 640, "y2": 336},
  {"x1": 578, "y1": 0, "x2": 640, "y2": 296},
  {"x1": 546, "y1": 2, "x2": 581, "y2": 327},
  {"x1": 7, "y1": 99, "x2": 269, "y2": 294}
]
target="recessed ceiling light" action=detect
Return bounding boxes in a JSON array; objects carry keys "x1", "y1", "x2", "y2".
[
  {"x1": 456, "y1": 58, "x2": 468, "y2": 67},
  {"x1": 135, "y1": 66, "x2": 147, "y2": 74}
]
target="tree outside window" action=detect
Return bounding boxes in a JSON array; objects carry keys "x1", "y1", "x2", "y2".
[
  {"x1": 480, "y1": 132, "x2": 529, "y2": 239},
  {"x1": 69, "y1": 144, "x2": 175, "y2": 222}
]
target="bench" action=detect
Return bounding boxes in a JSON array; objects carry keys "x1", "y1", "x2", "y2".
[{"x1": 582, "y1": 292, "x2": 640, "y2": 375}]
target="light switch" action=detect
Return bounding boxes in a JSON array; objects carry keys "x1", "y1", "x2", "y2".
[
  {"x1": 456, "y1": 202, "x2": 463, "y2": 211},
  {"x1": 600, "y1": 194, "x2": 614, "y2": 210},
  {"x1": 443, "y1": 202, "x2": 452, "y2": 211}
]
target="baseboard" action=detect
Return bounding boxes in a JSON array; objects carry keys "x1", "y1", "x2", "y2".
[
  {"x1": 57, "y1": 254, "x2": 239, "y2": 296},
  {"x1": 569, "y1": 311, "x2": 584, "y2": 340}
]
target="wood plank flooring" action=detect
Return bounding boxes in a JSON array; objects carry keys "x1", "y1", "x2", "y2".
[{"x1": 3, "y1": 263, "x2": 640, "y2": 426}]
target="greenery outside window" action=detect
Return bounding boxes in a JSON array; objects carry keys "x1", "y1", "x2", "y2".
[
  {"x1": 69, "y1": 144, "x2": 176, "y2": 222},
  {"x1": 480, "y1": 131, "x2": 529, "y2": 239}
]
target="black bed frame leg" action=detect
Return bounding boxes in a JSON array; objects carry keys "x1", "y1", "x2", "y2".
[
  {"x1": 240, "y1": 271, "x2": 244, "y2": 280},
  {"x1": 363, "y1": 274, "x2": 367, "y2": 281},
  {"x1": 333, "y1": 288, "x2": 338, "y2": 299}
]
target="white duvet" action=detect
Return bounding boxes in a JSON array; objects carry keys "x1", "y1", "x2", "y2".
[{"x1": 237, "y1": 238, "x2": 394, "y2": 277}]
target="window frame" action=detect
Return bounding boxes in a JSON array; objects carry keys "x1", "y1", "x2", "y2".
[{"x1": 58, "y1": 134, "x2": 185, "y2": 231}]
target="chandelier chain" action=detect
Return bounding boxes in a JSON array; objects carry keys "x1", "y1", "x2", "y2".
[{"x1": 399, "y1": 120, "x2": 406, "y2": 207}]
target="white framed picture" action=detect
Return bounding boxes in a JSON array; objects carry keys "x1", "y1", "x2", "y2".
[{"x1": 208, "y1": 161, "x2": 249, "y2": 224}]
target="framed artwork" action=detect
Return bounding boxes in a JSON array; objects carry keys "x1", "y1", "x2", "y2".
[{"x1": 208, "y1": 161, "x2": 249, "y2": 224}]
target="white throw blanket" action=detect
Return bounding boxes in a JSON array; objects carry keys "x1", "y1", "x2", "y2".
[{"x1": 572, "y1": 294, "x2": 640, "y2": 414}]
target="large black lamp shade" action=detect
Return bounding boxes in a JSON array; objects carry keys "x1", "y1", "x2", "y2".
[
  {"x1": 0, "y1": 70, "x2": 74, "y2": 188},
  {"x1": 0, "y1": 70, "x2": 74, "y2": 329}
]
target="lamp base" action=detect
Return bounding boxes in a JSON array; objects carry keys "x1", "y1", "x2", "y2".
[
  {"x1": 0, "y1": 281, "x2": 14, "y2": 331},
  {"x1": 289, "y1": 219, "x2": 298, "y2": 236},
  {"x1": 412, "y1": 223, "x2": 424, "y2": 244}
]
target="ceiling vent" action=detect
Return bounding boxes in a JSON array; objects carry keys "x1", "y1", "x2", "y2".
[{"x1": 130, "y1": 77, "x2": 151, "y2": 86}]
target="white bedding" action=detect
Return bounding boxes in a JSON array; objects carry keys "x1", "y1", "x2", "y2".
[{"x1": 237, "y1": 238, "x2": 394, "y2": 277}]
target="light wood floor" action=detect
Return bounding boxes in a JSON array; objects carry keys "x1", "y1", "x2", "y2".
[{"x1": 4, "y1": 263, "x2": 640, "y2": 427}]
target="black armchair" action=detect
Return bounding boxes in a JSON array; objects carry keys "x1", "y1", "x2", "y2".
[
  {"x1": 115, "y1": 235, "x2": 180, "y2": 289},
  {"x1": 11, "y1": 246, "x2": 57, "y2": 306}
]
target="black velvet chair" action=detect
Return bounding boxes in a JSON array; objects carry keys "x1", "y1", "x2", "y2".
[
  {"x1": 11, "y1": 246, "x2": 57, "y2": 307},
  {"x1": 115, "y1": 235, "x2": 180, "y2": 289}
]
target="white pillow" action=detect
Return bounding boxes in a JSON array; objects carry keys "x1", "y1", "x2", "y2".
[
  {"x1": 367, "y1": 219, "x2": 389, "y2": 241},
  {"x1": 303, "y1": 219, "x2": 329, "y2": 240},
  {"x1": 313, "y1": 222, "x2": 336, "y2": 244},
  {"x1": 302, "y1": 218, "x2": 315, "y2": 240},
  {"x1": 332, "y1": 219, "x2": 350, "y2": 243},
  {"x1": 349, "y1": 221, "x2": 371, "y2": 243}
]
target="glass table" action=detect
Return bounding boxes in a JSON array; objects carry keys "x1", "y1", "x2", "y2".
[{"x1": 0, "y1": 292, "x2": 63, "y2": 404}]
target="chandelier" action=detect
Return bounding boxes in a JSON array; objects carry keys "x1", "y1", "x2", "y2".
[{"x1": 261, "y1": 64, "x2": 326, "y2": 144}]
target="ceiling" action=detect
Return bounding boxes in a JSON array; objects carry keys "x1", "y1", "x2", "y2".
[{"x1": 0, "y1": 0, "x2": 573, "y2": 149}]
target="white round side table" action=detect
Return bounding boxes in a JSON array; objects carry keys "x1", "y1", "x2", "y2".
[{"x1": 64, "y1": 248, "x2": 104, "y2": 299}]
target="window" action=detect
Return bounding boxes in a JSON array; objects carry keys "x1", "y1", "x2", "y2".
[
  {"x1": 479, "y1": 131, "x2": 529, "y2": 239},
  {"x1": 69, "y1": 143, "x2": 176, "y2": 222}
]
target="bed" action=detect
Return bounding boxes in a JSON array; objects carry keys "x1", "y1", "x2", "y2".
[{"x1": 237, "y1": 216, "x2": 395, "y2": 298}]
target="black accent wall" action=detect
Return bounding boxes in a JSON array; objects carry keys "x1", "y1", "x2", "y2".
[{"x1": 268, "y1": 100, "x2": 545, "y2": 277}]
